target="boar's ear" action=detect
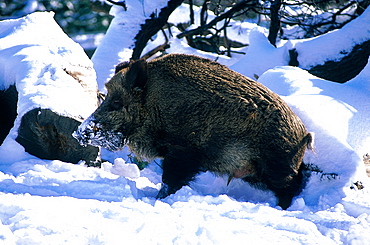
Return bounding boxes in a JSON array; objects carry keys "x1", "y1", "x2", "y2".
[
  {"x1": 125, "y1": 59, "x2": 148, "y2": 91},
  {"x1": 115, "y1": 61, "x2": 130, "y2": 74}
]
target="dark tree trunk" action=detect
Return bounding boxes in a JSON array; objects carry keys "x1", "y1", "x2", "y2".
[
  {"x1": 0, "y1": 85, "x2": 18, "y2": 145},
  {"x1": 189, "y1": 0, "x2": 194, "y2": 25},
  {"x1": 131, "y1": 0, "x2": 184, "y2": 60},
  {"x1": 268, "y1": 0, "x2": 282, "y2": 47}
]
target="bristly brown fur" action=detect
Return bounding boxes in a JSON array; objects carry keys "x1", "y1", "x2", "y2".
[{"x1": 81, "y1": 54, "x2": 312, "y2": 209}]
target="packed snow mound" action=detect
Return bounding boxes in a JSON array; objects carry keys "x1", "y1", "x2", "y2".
[
  {"x1": 0, "y1": 157, "x2": 369, "y2": 244},
  {"x1": 257, "y1": 66, "x2": 369, "y2": 208},
  {"x1": 258, "y1": 65, "x2": 370, "y2": 159}
]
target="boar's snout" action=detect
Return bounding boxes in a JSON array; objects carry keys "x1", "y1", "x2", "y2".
[
  {"x1": 72, "y1": 115, "x2": 100, "y2": 146},
  {"x1": 73, "y1": 114, "x2": 125, "y2": 152}
]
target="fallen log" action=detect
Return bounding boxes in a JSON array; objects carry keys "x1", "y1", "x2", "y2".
[
  {"x1": 288, "y1": 40, "x2": 370, "y2": 83},
  {"x1": 290, "y1": 6, "x2": 370, "y2": 83},
  {"x1": 307, "y1": 40, "x2": 370, "y2": 83}
]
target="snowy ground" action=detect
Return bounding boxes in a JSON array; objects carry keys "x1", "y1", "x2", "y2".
[{"x1": 1, "y1": 2, "x2": 370, "y2": 244}]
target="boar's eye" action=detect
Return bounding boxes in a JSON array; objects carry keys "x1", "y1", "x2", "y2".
[{"x1": 111, "y1": 99, "x2": 123, "y2": 111}]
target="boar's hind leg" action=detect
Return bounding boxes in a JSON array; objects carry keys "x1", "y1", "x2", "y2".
[{"x1": 156, "y1": 147, "x2": 202, "y2": 199}]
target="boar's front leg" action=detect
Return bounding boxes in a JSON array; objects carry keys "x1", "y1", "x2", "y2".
[{"x1": 156, "y1": 147, "x2": 202, "y2": 199}]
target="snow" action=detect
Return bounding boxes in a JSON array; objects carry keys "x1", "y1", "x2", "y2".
[{"x1": 1, "y1": 3, "x2": 370, "y2": 244}]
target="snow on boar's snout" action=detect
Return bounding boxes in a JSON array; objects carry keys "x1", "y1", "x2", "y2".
[
  {"x1": 73, "y1": 60, "x2": 142, "y2": 152},
  {"x1": 74, "y1": 54, "x2": 312, "y2": 210},
  {"x1": 73, "y1": 113, "x2": 125, "y2": 152}
]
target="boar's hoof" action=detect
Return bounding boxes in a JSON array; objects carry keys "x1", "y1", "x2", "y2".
[
  {"x1": 156, "y1": 183, "x2": 178, "y2": 199},
  {"x1": 277, "y1": 196, "x2": 294, "y2": 210}
]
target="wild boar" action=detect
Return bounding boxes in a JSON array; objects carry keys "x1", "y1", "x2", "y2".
[{"x1": 73, "y1": 54, "x2": 312, "y2": 209}]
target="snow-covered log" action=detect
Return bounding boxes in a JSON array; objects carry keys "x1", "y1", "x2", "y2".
[
  {"x1": 306, "y1": 39, "x2": 370, "y2": 83},
  {"x1": 131, "y1": 0, "x2": 183, "y2": 60},
  {"x1": 290, "y1": 5, "x2": 370, "y2": 82},
  {"x1": 0, "y1": 12, "x2": 100, "y2": 165},
  {"x1": 292, "y1": 6, "x2": 370, "y2": 81},
  {"x1": 232, "y1": 6, "x2": 370, "y2": 83}
]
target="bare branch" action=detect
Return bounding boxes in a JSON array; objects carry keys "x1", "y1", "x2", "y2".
[
  {"x1": 177, "y1": 0, "x2": 257, "y2": 39},
  {"x1": 106, "y1": 0, "x2": 127, "y2": 11}
]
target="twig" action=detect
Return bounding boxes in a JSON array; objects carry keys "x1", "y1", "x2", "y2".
[{"x1": 106, "y1": 0, "x2": 127, "y2": 11}]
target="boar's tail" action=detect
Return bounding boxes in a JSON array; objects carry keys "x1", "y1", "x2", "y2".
[
  {"x1": 301, "y1": 132, "x2": 314, "y2": 151},
  {"x1": 290, "y1": 132, "x2": 314, "y2": 169},
  {"x1": 304, "y1": 132, "x2": 314, "y2": 151}
]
